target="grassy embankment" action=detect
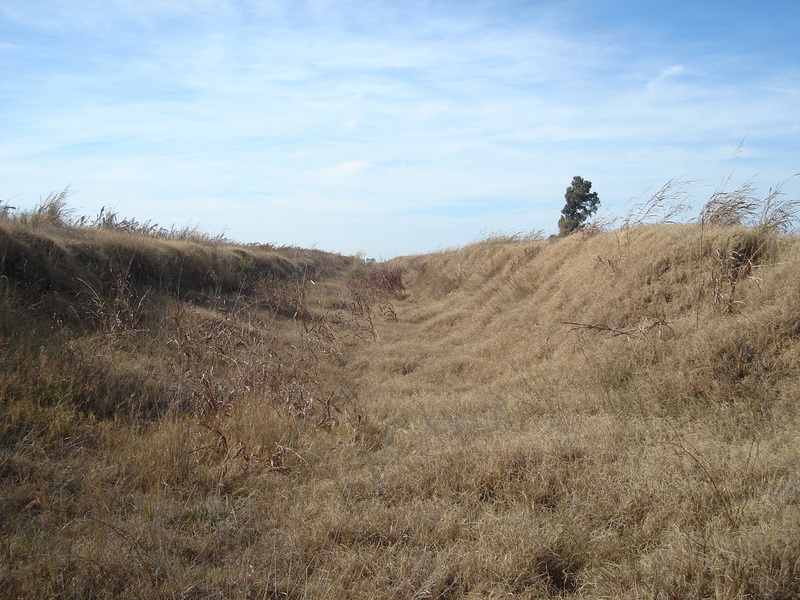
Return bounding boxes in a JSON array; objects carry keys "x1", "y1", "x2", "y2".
[{"x1": 1, "y1": 188, "x2": 798, "y2": 598}]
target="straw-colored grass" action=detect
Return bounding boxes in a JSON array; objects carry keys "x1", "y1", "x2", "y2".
[{"x1": 1, "y1": 195, "x2": 799, "y2": 598}]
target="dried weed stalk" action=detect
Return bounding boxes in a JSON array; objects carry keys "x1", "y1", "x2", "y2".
[
  {"x1": 622, "y1": 179, "x2": 696, "y2": 229},
  {"x1": 169, "y1": 282, "x2": 361, "y2": 478},
  {"x1": 78, "y1": 258, "x2": 150, "y2": 334},
  {"x1": 700, "y1": 176, "x2": 763, "y2": 228},
  {"x1": 348, "y1": 265, "x2": 406, "y2": 339},
  {"x1": 563, "y1": 317, "x2": 675, "y2": 361},
  {"x1": 757, "y1": 175, "x2": 800, "y2": 233},
  {"x1": 700, "y1": 173, "x2": 799, "y2": 232},
  {"x1": 564, "y1": 318, "x2": 674, "y2": 343},
  {"x1": 709, "y1": 244, "x2": 759, "y2": 314}
]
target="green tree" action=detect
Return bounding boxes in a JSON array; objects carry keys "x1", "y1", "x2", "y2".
[{"x1": 558, "y1": 175, "x2": 600, "y2": 236}]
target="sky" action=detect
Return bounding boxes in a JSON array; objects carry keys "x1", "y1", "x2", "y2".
[{"x1": 2, "y1": 0, "x2": 799, "y2": 257}]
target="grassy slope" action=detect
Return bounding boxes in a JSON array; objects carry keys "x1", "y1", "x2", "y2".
[
  {"x1": 1, "y1": 217, "x2": 798, "y2": 599},
  {"x1": 348, "y1": 225, "x2": 799, "y2": 598}
]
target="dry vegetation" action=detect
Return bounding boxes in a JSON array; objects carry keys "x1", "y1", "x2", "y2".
[{"x1": 1, "y1": 186, "x2": 799, "y2": 599}]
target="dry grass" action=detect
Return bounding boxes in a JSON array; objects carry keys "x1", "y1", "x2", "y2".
[
  {"x1": 700, "y1": 174, "x2": 800, "y2": 233},
  {"x1": 2, "y1": 195, "x2": 800, "y2": 598}
]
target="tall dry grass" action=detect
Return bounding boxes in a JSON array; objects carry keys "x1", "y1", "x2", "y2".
[{"x1": 1, "y1": 194, "x2": 799, "y2": 598}]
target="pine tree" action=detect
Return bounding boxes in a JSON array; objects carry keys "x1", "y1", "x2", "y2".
[{"x1": 558, "y1": 175, "x2": 600, "y2": 236}]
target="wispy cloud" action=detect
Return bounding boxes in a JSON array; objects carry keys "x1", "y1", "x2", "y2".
[
  {"x1": 1, "y1": 0, "x2": 798, "y2": 256},
  {"x1": 319, "y1": 160, "x2": 373, "y2": 182},
  {"x1": 647, "y1": 65, "x2": 686, "y2": 91}
]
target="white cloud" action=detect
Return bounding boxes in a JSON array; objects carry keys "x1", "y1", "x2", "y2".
[
  {"x1": 646, "y1": 64, "x2": 687, "y2": 92},
  {"x1": 319, "y1": 160, "x2": 373, "y2": 181},
  {"x1": 1, "y1": 1, "x2": 798, "y2": 256},
  {"x1": 660, "y1": 65, "x2": 686, "y2": 79}
]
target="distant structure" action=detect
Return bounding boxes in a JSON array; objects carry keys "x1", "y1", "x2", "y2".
[{"x1": 366, "y1": 258, "x2": 377, "y2": 263}]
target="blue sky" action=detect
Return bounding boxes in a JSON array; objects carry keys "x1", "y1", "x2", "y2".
[{"x1": 2, "y1": 0, "x2": 798, "y2": 257}]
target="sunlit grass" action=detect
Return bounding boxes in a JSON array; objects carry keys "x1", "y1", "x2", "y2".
[{"x1": 1, "y1": 187, "x2": 799, "y2": 598}]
